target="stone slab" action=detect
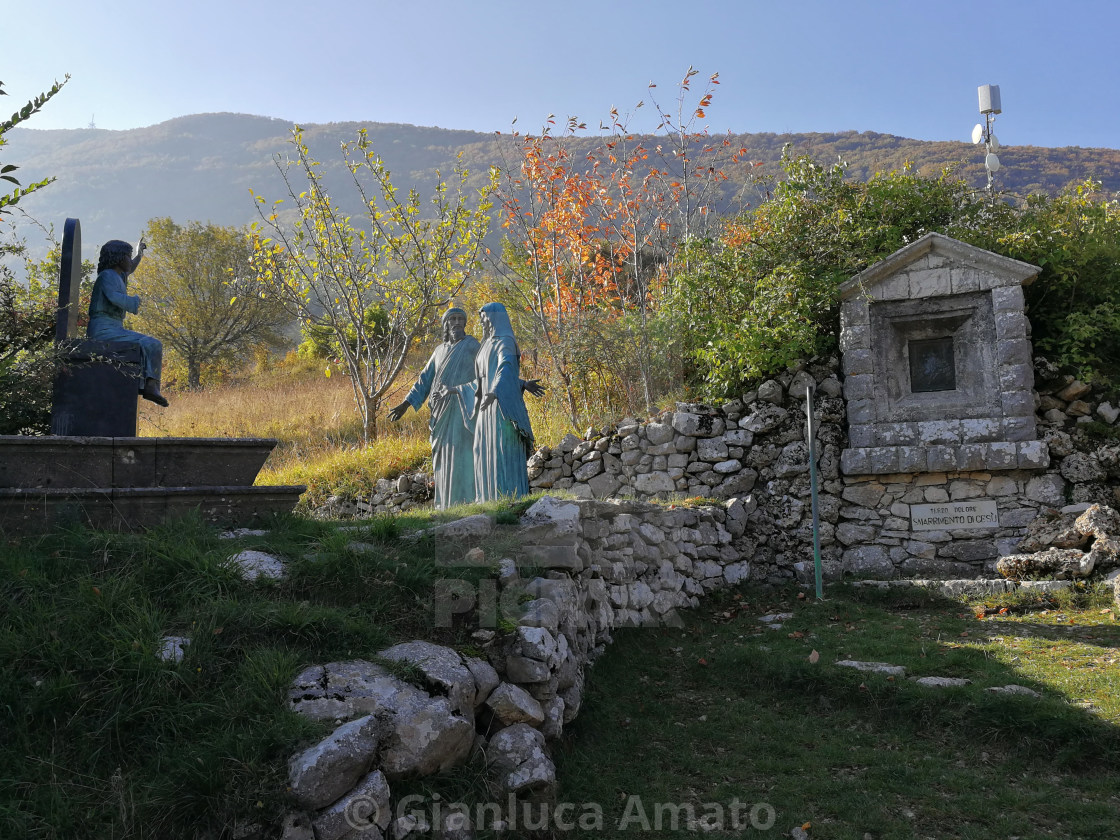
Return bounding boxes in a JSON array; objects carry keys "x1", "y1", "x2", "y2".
[
  {"x1": 0, "y1": 484, "x2": 305, "y2": 532},
  {"x1": 910, "y1": 500, "x2": 999, "y2": 530},
  {"x1": 0, "y1": 436, "x2": 278, "y2": 489}
]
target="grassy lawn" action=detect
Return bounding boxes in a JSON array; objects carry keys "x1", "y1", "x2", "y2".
[
  {"x1": 4, "y1": 507, "x2": 1118, "y2": 839},
  {"x1": 556, "y1": 583, "x2": 1120, "y2": 840}
]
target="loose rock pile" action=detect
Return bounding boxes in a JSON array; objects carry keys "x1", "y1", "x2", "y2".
[
  {"x1": 996, "y1": 503, "x2": 1120, "y2": 580},
  {"x1": 313, "y1": 472, "x2": 433, "y2": 519}
]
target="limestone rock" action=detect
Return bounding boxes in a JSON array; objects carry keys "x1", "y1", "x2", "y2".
[
  {"x1": 289, "y1": 660, "x2": 425, "y2": 723},
  {"x1": 519, "y1": 496, "x2": 581, "y2": 542},
  {"x1": 842, "y1": 545, "x2": 895, "y2": 578},
  {"x1": 996, "y1": 548, "x2": 1094, "y2": 580},
  {"x1": 464, "y1": 656, "x2": 500, "y2": 707},
  {"x1": 1018, "y1": 510, "x2": 1090, "y2": 553},
  {"x1": 644, "y1": 421, "x2": 675, "y2": 445},
  {"x1": 540, "y1": 696, "x2": 565, "y2": 740},
  {"x1": 505, "y1": 656, "x2": 551, "y2": 683},
  {"x1": 517, "y1": 598, "x2": 561, "y2": 634},
  {"x1": 835, "y1": 660, "x2": 906, "y2": 677},
  {"x1": 485, "y1": 682, "x2": 546, "y2": 727},
  {"x1": 1074, "y1": 504, "x2": 1120, "y2": 539},
  {"x1": 757, "y1": 379, "x2": 785, "y2": 405},
  {"x1": 379, "y1": 695, "x2": 475, "y2": 778},
  {"x1": 1088, "y1": 537, "x2": 1120, "y2": 573},
  {"x1": 288, "y1": 714, "x2": 380, "y2": 810},
  {"x1": 440, "y1": 513, "x2": 495, "y2": 540},
  {"x1": 378, "y1": 641, "x2": 476, "y2": 716},
  {"x1": 913, "y1": 676, "x2": 971, "y2": 688},
  {"x1": 486, "y1": 723, "x2": 557, "y2": 798},
  {"x1": 228, "y1": 549, "x2": 285, "y2": 581},
  {"x1": 986, "y1": 684, "x2": 1042, "y2": 698},
  {"x1": 435, "y1": 805, "x2": 475, "y2": 840},
  {"x1": 740, "y1": 404, "x2": 788, "y2": 434},
  {"x1": 158, "y1": 635, "x2": 189, "y2": 662},
  {"x1": 1024, "y1": 474, "x2": 1065, "y2": 506},
  {"x1": 634, "y1": 473, "x2": 676, "y2": 494},
  {"x1": 1060, "y1": 452, "x2": 1106, "y2": 484},
  {"x1": 899, "y1": 558, "x2": 983, "y2": 580},
  {"x1": 279, "y1": 812, "x2": 314, "y2": 840},
  {"x1": 1056, "y1": 380, "x2": 1091, "y2": 402},
  {"x1": 1096, "y1": 402, "x2": 1120, "y2": 424},
  {"x1": 312, "y1": 769, "x2": 391, "y2": 840}
]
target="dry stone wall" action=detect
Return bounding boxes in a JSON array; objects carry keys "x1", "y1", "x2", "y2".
[
  {"x1": 281, "y1": 495, "x2": 748, "y2": 839},
  {"x1": 528, "y1": 356, "x2": 1120, "y2": 582}
]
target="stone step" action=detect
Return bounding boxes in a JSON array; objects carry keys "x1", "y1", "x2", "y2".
[
  {"x1": 0, "y1": 436, "x2": 278, "y2": 489},
  {"x1": 0, "y1": 484, "x2": 306, "y2": 532}
]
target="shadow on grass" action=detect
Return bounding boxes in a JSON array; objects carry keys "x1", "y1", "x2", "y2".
[{"x1": 554, "y1": 585, "x2": 1120, "y2": 839}]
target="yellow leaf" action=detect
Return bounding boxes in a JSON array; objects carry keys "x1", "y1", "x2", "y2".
[{"x1": 229, "y1": 296, "x2": 237, "y2": 305}]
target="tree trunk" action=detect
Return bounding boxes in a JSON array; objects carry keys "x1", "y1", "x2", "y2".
[{"x1": 187, "y1": 359, "x2": 202, "y2": 389}]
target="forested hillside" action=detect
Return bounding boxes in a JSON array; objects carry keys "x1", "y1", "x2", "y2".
[{"x1": 7, "y1": 112, "x2": 1120, "y2": 257}]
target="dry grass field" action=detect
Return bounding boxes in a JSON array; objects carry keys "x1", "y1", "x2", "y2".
[{"x1": 134, "y1": 356, "x2": 590, "y2": 509}]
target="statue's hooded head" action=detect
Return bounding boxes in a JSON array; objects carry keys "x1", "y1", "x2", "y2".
[
  {"x1": 441, "y1": 307, "x2": 468, "y2": 343},
  {"x1": 98, "y1": 240, "x2": 134, "y2": 274},
  {"x1": 479, "y1": 302, "x2": 515, "y2": 342}
]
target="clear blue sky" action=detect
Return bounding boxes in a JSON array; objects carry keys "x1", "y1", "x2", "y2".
[{"x1": 5, "y1": 0, "x2": 1118, "y2": 149}]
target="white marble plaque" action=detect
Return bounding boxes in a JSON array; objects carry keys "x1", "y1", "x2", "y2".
[{"x1": 910, "y1": 500, "x2": 999, "y2": 530}]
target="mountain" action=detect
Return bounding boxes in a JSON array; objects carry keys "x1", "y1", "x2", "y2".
[{"x1": 6, "y1": 112, "x2": 1120, "y2": 260}]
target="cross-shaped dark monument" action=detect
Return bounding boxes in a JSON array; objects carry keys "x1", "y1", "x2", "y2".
[{"x1": 50, "y1": 217, "x2": 144, "y2": 436}]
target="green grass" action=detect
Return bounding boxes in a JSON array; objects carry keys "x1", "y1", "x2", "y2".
[
  {"x1": 5, "y1": 509, "x2": 1120, "y2": 839},
  {"x1": 554, "y1": 583, "x2": 1120, "y2": 839},
  {"x1": 0, "y1": 509, "x2": 479, "y2": 839}
]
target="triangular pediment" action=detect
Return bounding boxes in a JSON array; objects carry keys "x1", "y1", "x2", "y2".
[{"x1": 838, "y1": 232, "x2": 1039, "y2": 301}]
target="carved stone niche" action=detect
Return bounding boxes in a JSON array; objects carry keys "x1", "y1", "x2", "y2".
[{"x1": 837, "y1": 232, "x2": 1048, "y2": 476}]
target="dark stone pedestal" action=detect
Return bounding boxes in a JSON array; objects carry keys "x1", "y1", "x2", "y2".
[
  {"x1": 50, "y1": 340, "x2": 142, "y2": 437},
  {"x1": 0, "y1": 436, "x2": 305, "y2": 533}
]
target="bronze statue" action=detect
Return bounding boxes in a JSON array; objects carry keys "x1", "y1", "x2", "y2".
[{"x1": 87, "y1": 239, "x2": 168, "y2": 406}]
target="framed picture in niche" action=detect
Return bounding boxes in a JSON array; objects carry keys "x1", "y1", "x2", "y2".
[{"x1": 909, "y1": 336, "x2": 956, "y2": 392}]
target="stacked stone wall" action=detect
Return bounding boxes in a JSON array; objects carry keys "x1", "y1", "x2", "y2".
[
  {"x1": 281, "y1": 495, "x2": 748, "y2": 838},
  {"x1": 528, "y1": 357, "x2": 1120, "y2": 582}
]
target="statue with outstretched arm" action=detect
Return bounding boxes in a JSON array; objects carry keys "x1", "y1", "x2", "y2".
[
  {"x1": 86, "y1": 239, "x2": 168, "y2": 406},
  {"x1": 389, "y1": 307, "x2": 543, "y2": 508}
]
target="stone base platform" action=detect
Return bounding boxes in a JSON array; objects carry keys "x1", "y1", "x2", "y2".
[{"x1": 0, "y1": 436, "x2": 305, "y2": 533}]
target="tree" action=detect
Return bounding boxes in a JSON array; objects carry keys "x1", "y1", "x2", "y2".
[
  {"x1": 490, "y1": 69, "x2": 752, "y2": 426},
  {"x1": 995, "y1": 180, "x2": 1120, "y2": 380},
  {"x1": 666, "y1": 149, "x2": 1010, "y2": 397},
  {"x1": 0, "y1": 77, "x2": 70, "y2": 433},
  {"x1": 249, "y1": 127, "x2": 495, "y2": 443},
  {"x1": 1, "y1": 76, "x2": 69, "y2": 215},
  {"x1": 128, "y1": 218, "x2": 291, "y2": 388}
]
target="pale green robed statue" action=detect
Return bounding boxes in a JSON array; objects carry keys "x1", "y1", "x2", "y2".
[
  {"x1": 471, "y1": 302, "x2": 536, "y2": 502},
  {"x1": 388, "y1": 308, "x2": 480, "y2": 508},
  {"x1": 389, "y1": 305, "x2": 543, "y2": 508}
]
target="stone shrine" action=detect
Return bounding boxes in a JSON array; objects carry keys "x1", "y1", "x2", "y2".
[
  {"x1": 838, "y1": 231, "x2": 1046, "y2": 475},
  {"x1": 835, "y1": 232, "x2": 1051, "y2": 577}
]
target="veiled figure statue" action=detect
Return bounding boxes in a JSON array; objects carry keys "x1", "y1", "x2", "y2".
[
  {"x1": 388, "y1": 308, "x2": 480, "y2": 508},
  {"x1": 472, "y1": 302, "x2": 535, "y2": 502}
]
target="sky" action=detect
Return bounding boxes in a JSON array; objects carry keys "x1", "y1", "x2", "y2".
[{"x1": 4, "y1": 0, "x2": 1119, "y2": 149}]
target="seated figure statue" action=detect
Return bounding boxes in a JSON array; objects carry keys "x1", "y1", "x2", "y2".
[{"x1": 87, "y1": 239, "x2": 168, "y2": 407}]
